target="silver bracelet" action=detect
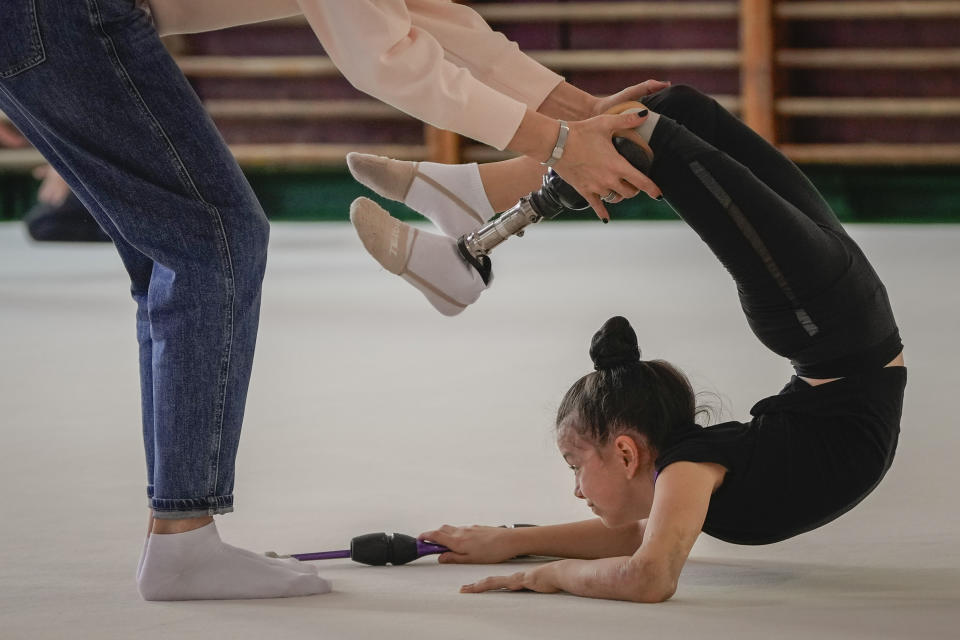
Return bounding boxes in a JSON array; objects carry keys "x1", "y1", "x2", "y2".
[{"x1": 542, "y1": 120, "x2": 569, "y2": 167}]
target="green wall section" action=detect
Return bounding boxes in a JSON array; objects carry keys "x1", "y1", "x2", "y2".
[
  {"x1": 0, "y1": 174, "x2": 35, "y2": 221},
  {"x1": 2, "y1": 166, "x2": 958, "y2": 223}
]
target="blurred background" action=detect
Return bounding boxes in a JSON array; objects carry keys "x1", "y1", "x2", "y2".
[
  {"x1": 2, "y1": 5, "x2": 959, "y2": 635},
  {"x1": 1, "y1": 0, "x2": 959, "y2": 229}
]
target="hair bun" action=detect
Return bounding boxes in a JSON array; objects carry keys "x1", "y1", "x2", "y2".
[{"x1": 590, "y1": 316, "x2": 641, "y2": 370}]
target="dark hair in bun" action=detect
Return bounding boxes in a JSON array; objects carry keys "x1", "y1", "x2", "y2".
[
  {"x1": 557, "y1": 316, "x2": 696, "y2": 449},
  {"x1": 590, "y1": 316, "x2": 641, "y2": 370}
]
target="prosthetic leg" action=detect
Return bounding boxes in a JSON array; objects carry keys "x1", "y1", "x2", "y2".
[{"x1": 456, "y1": 102, "x2": 654, "y2": 280}]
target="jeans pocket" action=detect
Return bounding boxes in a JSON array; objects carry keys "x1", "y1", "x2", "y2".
[{"x1": 0, "y1": 0, "x2": 46, "y2": 78}]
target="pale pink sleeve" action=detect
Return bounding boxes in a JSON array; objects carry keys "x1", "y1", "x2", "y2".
[
  {"x1": 147, "y1": 0, "x2": 301, "y2": 36},
  {"x1": 296, "y1": 0, "x2": 532, "y2": 150},
  {"x1": 406, "y1": 0, "x2": 564, "y2": 111}
]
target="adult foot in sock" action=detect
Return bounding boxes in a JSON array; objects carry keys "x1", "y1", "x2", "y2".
[
  {"x1": 235, "y1": 546, "x2": 320, "y2": 574},
  {"x1": 347, "y1": 153, "x2": 494, "y2": 238},
  {"x1": 136, "y1": 511, "x2": 154, "y2": 582},
  {"x1": 350, "y1": 197, "x2": 485, "y2": 316},
  {"x1": 138, "y1": 520, "x2": 315, "y2": 579},
  {"x1": 137, "y1": 522, "x2": 331, "y2": 601}
]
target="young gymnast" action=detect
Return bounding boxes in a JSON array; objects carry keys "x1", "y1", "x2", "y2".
[{"x1": 349, "y1": 85, "x2": 907, "y2": 602}]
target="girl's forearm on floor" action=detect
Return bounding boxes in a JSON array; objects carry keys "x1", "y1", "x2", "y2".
[
  {"x1": 541, "y1": 555, "x2": 676, "y2": 603},
  {"x1": 510, "y1": 518, "x2": 646, "y2": 559}
]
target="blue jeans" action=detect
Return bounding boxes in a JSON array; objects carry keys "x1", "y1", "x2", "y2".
[{"x1": 0, "y1": 0, "x2": 271, "y2": 518}]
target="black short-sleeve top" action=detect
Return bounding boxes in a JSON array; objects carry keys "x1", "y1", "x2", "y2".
[{"x1": 654, "y1": 366, "x2": 907, "y2": 545}]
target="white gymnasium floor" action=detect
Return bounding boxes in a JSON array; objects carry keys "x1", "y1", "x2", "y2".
[{"x1": 1, "y1": 220, "x2": 958, "y2": 639}]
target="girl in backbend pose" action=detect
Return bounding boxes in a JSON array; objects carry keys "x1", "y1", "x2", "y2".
[{"x1": 349, "y1": 84, "x2": 906, "y2": 602}]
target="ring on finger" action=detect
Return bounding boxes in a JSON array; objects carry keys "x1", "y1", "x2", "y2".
[{"x1": 601, "y1": 190, "x2": 618, "y2": 203}]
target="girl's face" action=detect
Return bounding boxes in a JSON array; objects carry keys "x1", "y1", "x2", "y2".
[{"x1": 557, "y1": 417, "x2": 656, "y2": 528}]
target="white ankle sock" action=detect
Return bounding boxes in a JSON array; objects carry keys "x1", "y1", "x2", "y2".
[
  {"x1": 400, "y1": 226, "x2": 485, "y2": 316},
  {"x1": 347, "y1": 153, "x2": 494, "y2": 238},
  {"x1": 350, "y1": 197, "x2": 485, "y2": 316},
  {"x1": 406, "y1": 161, "x2": 494, "y2": 236},
  {"x1": 136, "y1": 532, "x2": 149, "y2": 581},
  {"x1": 137, "y1": 522, "x2": 331, "y2": 601}
]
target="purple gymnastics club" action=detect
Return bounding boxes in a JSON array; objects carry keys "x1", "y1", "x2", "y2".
[
  {"x1": 270, "y1": 532, "x2": 448, "y2": 566},
  {"x1": 267, "y1": 525, "x2": 535, "y2": 566}
]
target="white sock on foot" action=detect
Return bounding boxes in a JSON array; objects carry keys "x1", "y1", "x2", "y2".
[
  {"x1": 235, "y1": 546, "x2": 320, "y2": 574},
  {"x1": 137, "y1": 520, "x2": 313, "y2": 581},
  {"x1": 137, "y1": 530, "x2": 150, "y2": 581},
  {"x1": 137, "y1": 522, "x2": 331, "y2": 601},
  {"x1": 350, "y1": 197, "x2": 485, "y2": 316},
  {"x1": 347, "y1": 153, "x2": 494, "y2": 238},
  {"x1": 634, "y1": 109, "x2": 661, "y2": 143}
]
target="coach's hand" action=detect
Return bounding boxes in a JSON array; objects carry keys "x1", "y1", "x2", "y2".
[{"x1": 592, "y1": 79, "x2": 670, "y2": 118}]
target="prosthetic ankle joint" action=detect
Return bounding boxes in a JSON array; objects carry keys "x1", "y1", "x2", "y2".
[{"x1": 456, "y1": 135, "x2": 652, "y2": 284}]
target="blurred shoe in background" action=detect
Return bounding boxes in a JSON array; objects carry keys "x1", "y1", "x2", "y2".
[{"x1": 23, "y1": 166, "x2": 110, "y2": 243}]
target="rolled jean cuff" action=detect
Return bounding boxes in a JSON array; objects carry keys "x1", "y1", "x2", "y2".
[{"x1": 150, "y1": 494, "x2": 234, "y2": 519}]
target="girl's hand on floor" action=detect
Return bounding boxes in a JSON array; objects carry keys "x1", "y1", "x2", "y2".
[
  {"x1": 593, "y1": 79, "x2": 671, "y2": 117},
  {"x1": 460, "y1": 562, "x2": 561, "y2": 594},
  {"x1": 418, "y1": 524, "x2": 520, "y2": 564}
]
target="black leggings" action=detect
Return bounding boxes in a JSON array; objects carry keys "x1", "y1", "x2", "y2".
[{"x1": 639, "y1": 86, "x2": 901, "y2": 378}]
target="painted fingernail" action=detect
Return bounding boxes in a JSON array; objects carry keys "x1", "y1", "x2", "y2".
[
  {"x1": 602, "y1": 218, "x2": 609, "y2": 224},
  {"x1": 656, "y1": 194, "x2": 664, "y2": 201},
  {"x1": 636, "y1": 109, "x2": 648, "y2": 118}
]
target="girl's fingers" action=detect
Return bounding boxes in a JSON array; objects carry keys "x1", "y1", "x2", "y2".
[
  {"x1": 460, "y1": 573, "x2": 526, "y2": 593},
  {"x1": 461, "y1": 576, "x2": 499, "y2": 593},
  {"x1": 418, "y1": 526, "x2": 457, "y2": 545},
  {"x1": 419, "y1": 527, "x2": 461, "y2": 547},
  {"x1": 417, "y1": 529, "x2": 444, "y2": 543},
  {"x1": 438, "y1": 551, "x2": 470, "y2": 564}
]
